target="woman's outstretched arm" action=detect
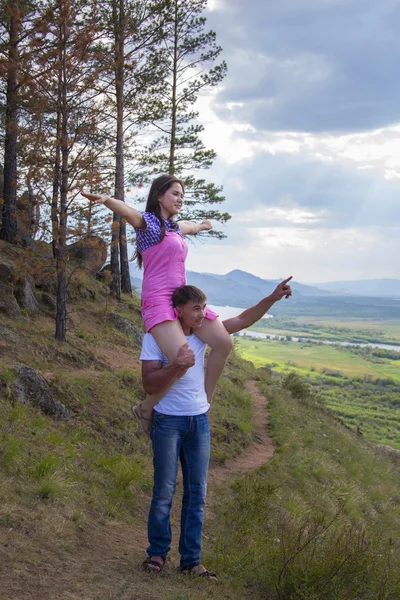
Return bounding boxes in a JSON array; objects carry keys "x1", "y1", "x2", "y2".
[
  {"x1": 81, "y1": 191, "x2": 146, "y2": 229},
  {"x1": 178, "y1": 220, "x2": 212, "y2": 235}
]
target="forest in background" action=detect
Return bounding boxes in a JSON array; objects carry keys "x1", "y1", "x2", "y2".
[{"x1": 0, "y1": 0, "x2": 230, "y2": 338}]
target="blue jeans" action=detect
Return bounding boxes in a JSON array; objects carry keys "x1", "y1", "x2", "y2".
[{"x1": 147, "y1": 412, "x2": 210, "y2": 568}]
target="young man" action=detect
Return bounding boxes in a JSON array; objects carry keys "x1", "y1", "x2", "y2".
[{"x1": 140, "y1": 278, "x2": 292, "y2": 580}]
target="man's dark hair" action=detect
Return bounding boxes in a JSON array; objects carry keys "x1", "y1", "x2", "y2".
[{"x1": 172, "y1": 285, "x2": 207, "y2": 308}]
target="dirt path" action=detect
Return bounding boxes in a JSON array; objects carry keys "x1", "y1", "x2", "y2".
[{"x1": 208, "y1": 379, "x2": 275, "y2": 486}]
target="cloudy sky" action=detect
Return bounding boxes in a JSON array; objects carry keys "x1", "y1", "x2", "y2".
[{"x1": 177, "y1": 0, "x2": 400, "y2": 283}]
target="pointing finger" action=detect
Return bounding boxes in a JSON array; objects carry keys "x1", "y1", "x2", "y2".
[{"x1": 282, "y1": 276, "x2": 293, "y2": 285}]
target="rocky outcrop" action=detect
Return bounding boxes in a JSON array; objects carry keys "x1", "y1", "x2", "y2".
[
  {"x1": 14, "y1": 274, "x2": 40, "y2": 310},
  {"x1": 67, "y1": 236, "x2": 107, "y2": 273},
  {"x1": 0, "y1": 258, "x2": 21, "y2": 315},
  {"x1": 0, "y1": 236, "x2": 109, "y2": 316},
  {"x1": 0, "y1": 257, "x2": 14, "y2": 283},
  {"x1": 13, "y1": 364, "x2": 71, "y2": 420},
  {"x1": 0, "y1": 255, "x2": 40, "y2": 313},
  {"x1": 0, "y1": 282, "x2": 20, "y2": 315},
  {"x1": 371, "y1": 441, "x2": 400, "y2": 463},
  {"x1": 108, "y1": 313, "x2": 144, "y2": 347},
  {"x1": 0, "y1": 240, "x2": 56, "y2": 292}
]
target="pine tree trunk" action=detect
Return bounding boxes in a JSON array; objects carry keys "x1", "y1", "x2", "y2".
[
  {"x1": 116, "y1": 39, "x2": 131, "y2": 294},
  {"x1": 55, "y1": 15, "x2": 69, "y2": 341},
  {"x1": 0, "y1": 8, "x2": 20, "y2": 243},
  {"x1": 110, "y1": 214, "x2": 121, "y2": 299},
  {"x1": 168, "y1": 0, "x2": 179, "y2": 176},
  {"x1": 51, "y1": 82, "x2": 62, "y2": 258},
  {"x1": 56, "y1": 145, "x2": 69, "y2": 340},
  {"x1": 86, "y1": 195, "x2": 93, "y2": 235},
  {"x1": 112, "y1": 0, "x2": 131, "y2": 296},
  {"x1": 119, "y1": 220, "x2": 131, "y2": 293},
  {"x1": 27, "y1": 179, "x2": 37, "y2": 238},
  {"x1": 55, "y1": 260, "x2": 67, "y2": 340}
]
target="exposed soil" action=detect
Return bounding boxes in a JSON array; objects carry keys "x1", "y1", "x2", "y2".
[
  {"x1": 208, "y1": 380, "x2": 274, "y2": 486},
  {"x1": 0, "y1": 380, "x2": 274, "y2": 600}
]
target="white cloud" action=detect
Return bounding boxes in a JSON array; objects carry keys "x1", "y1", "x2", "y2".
[
  {"x1": 191, "y1": 1, "x2": 400, "y2": 281},
  {"x1": 198, "y1": 88, "x2": 400, "y2": 179},
  {"x1": 207, "y1": 0, "x2": 226, "y2": 10},
  {"x1": 186, "y1": 224, "x2": 399, "y2": 282},
  {"x1": 238, "y1": 203, "x2": 327, "y2": 225}
]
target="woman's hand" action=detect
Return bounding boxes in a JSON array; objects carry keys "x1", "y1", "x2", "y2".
[
  {"x1": 179, "y1": 220, "x2": 213, "y2": 235},
  {"x1": 81, "y1": 191, "x2": 110, "y2": 204},
  {"x1": 200, "y1": 220, "x2": 212, "y2": 231}
]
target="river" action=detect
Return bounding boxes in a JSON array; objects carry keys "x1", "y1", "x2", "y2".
[{"x1": 209, "y1": 304, "x2": 400, "y2": 353}]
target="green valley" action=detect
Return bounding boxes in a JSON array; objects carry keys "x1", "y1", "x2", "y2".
[{"x1": 236, "y1": 332, "x2": 400, "y2": 448}]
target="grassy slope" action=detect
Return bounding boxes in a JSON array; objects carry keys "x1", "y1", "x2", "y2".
[
  {"x1": 0, "y1": 274, "x2": 255, "y2": 599},
  {"x1": 1, "y1": 270, "x2": 400, "y2": 599},
  {"x1": 211, "y1": 375, "x2": 400, "y2": 600}
]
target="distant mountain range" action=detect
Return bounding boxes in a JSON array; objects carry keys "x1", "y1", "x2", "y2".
[
  {"x1": 129, "y1": 266, "x2": 400, "y2": 307},
  {"x1": 311, "y1": 279, "x2": 400, "y2": 298},
  {"x1": 184, "y1": 270, "x2": 334, "y2": 306}
]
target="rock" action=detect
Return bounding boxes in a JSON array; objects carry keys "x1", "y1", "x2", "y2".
[
  {"x1": 0, "y1": 239, "x2": 23, "y2": 262},
  {"x1": 67, "y1": 236, "x2": 107, "y2": 273},
  {"x1": 370, "y1": 442, "x2": 400, "y2": 462},
  {"x1": 13, "y1": 364, "x2": 71, "y2": 420},
  {"x1": 96, "y1": 262, "x2": 111, "y2": 280},
  {"x1": 14, "y1": 274, "x2": 40, "y2": 310},
  {"x1": 0, "y1": 282, "x2": 20, "y2": 315},
  {"x1": 42, "y1": 292, "x2": 57, "y2": 311},
  {"x1": 108, "y1": 313, "x2": 144, "y2": 347},
  {"x1": 0, "y1": 258, "x2": 15, "y2": 284},
  {"x1": 0, "y1": 239, "x2": 56, "y2": 291},
  {"x1": 0, "y1": 253, "x2": 39, "y2": 312}
]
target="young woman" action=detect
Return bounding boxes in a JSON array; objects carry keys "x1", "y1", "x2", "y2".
[{"x1": 81, "y1": 175, "x2": 233, "y2": 432}]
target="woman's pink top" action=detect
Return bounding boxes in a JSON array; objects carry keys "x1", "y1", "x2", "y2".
[
  {"x1": 142, "y1": 231, "x2": 187, "y2": 304},
  {"x1": 136, "y1": 213, "x2": 217, "y2": 332}
]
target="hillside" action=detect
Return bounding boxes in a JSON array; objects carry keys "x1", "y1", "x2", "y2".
[{"x1": 1, "y1": 248, "x2": 400, "y2": 599}]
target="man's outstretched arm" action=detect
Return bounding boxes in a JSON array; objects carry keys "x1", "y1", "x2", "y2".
[{"x1": 222, "y1": 277, "x2": 293, "y2": 335}]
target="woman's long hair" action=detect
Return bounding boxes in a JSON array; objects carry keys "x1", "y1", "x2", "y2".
[{"x1": 135, "y1": 175, "x2": 184, "y2": 269}]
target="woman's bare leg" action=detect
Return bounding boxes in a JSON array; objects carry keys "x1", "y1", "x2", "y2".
[
  {"x1": 134, "y1": 320, "x2": 188, "y2": 436},
  {"x1": 150, "y1": 319, "x2": 188, "y2": 363},
  {"x1": 195, "y1": 318, "x2": 233, "y2": 403}
]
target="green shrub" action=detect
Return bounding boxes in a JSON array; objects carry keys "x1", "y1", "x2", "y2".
[{"x1": 282, "y1": 372, "x2": 310, "y2": 400}]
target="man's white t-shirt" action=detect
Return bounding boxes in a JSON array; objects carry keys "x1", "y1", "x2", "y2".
[{"x1": 140, "y1": 333, "x2": 210, "y2": 416}]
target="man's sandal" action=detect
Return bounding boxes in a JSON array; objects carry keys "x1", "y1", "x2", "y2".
[
  {"x1": 132, "y1": 404, "x2": 152, "y2": 438},
  {"x1": 142, "y1": 555, "x2": 166, "y2": 573},
  {"x1": 180, "y1": 562, "x2": 217, "y2": 581}
]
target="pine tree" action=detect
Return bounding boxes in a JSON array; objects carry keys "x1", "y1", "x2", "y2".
[
  {"x1": 97, "y1": 0, "x2": 168, "y2": 297},
  {"x1": 0, "y1": 0, "x2": 38, "y2": 243},
  {"x1": 136, "y1": 0, "x2": 230, "y2": 238},
  {"x1": 28, "y1": 0, "x2": 108, "y2": 340}
]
